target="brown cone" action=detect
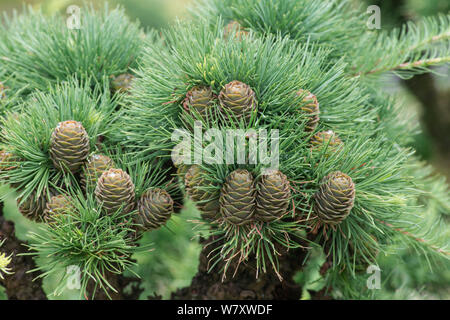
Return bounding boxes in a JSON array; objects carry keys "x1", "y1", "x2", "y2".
[
  {"x1": 219, "y1": 169, "x2": 256, "y2": 225},
  {"x1": 136, "y1": 188, "x2": 174, "y2": 231},
  {"x1": 218, "y1": 80, "x2": 257, "y2": 123},
  {"x1": 95, "y1": 168, "x2": 135, "y2": 215},
  {"x1": 313, "y1": 171, "x2": 355, "y2": 225},
  {"x1": 49, "y1": 120, "x2": 90, "y2": 173},
  {"x1": 255, "y1": 170, "x2": 291, "y2": 222},
  {"x1": 297, "y1": 89, "x2": 320, "y2": 132}
]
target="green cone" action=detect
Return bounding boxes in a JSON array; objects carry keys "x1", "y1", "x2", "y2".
[
  {"x1": 43, "y1": 194, "x2": 73, "y2": 223},
  {"x1": 95, "y1": 168, "x2": 135, "y2": 215},
  {"x1": 183, "y1": 86, "x2": 216, "y2": 119},
  {"x1": 0, "y1": 81, "x2": 6, "y2": 100},
  {"x1": 313, "y1": 171, "x2": 355, "y2": 225},
  {"x1": 81, "y1": 154, "x2": 115, "y2": 189},
  {"x1": 49, "y1": 120, "x2": 90, "y2": 173},
  {"x1": 218, "y1": 80, "x2": 257, "y2": 123},
  {"x1": 219, "y1": 169, "x2": 256, "y2": 225},
  {"x1": 297, "y1": 89, "x2": 320, "y2": 132},
  {"x1": 255, "y1": 170, "x2": 291, "y2": 222},
  {"x1": 310, "y1": 130, "x2": 343, "y2": 154},
  {"x1": 136, "y1": 188, "x2": 174, "y2": 231},
  {"x1": 224, "y1": 20, "x2": 249, "y2": 40},
  {"x1": 17, "y1": 192, "x2": 49, "y2": 222},
  {"x1": 184, "y1": 165, "x2": 220, "y2": 220},
  {"x1": 0, "y1": 150, "x2": 17, "y2": 172},
  {"x1": 111, "y1": 73, "x2": 134, "y2": 93}
]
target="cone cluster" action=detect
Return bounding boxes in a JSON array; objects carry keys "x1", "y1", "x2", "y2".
[
  {"x1": 182, "y1": 80, "x2": 257, "y2": 126},
  {"x1": 297, "y1": 89, "x2": 320, "y2": 132},
  {"x1": 95, "y1": 168, "x2": 136, "y2": 215},
  {"x1": 313, "y1": 171, "x2": 355, "y2": 225},
  {"x1": 49, "y1": 120, "x2": 90, "y2": 173},
  {"x1": 184, "y1": 165, "x2": 220, "y2": 221},
  {"x1": 136, "y1": 188, "x2": 174, "y2": 230}
]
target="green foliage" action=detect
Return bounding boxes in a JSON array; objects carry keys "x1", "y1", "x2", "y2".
[
  {"x1": 24, "y1": 188, "x2": 143, "y2": 299},
  {"x1": 0, "y1": 79, "x2": 116, "y2": 202},
  {"x1": 0, "y1": 0, "x2": 449, "y2": 300},
  {"x1": 0, "y1": 3, "x2": 143, "y2": 94}
]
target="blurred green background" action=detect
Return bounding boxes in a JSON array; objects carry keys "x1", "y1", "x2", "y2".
[{"x1": 0, "y1": 0, "x2": 449, "y2": 300}]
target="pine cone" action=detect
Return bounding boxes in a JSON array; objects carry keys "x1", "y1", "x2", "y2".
[
  {"x1": 111, "y1": 73, "x2": 134, "y2": 93},
  {"x1": 183, "y1": 86, "x2": 216, "y2": 119},
  {"x1": 297, "y1": 89, "x2": 320, "y2": 131},
  {"x1": 310, "y1": 130, "x2": 343, "y2": 153},
  {"x1": 219, "y1": 169, "x2": 256, "y2": 226},
  {"x1": 224, "y1": 21, "x2": 249, "y2": 40},
  {"x1": 255, "y1": 170, "x2": 291, "y2": 222},
  {"x1": 184, "y1": 165, "x2": 220, "y2": 220},
  {"x1": 95, "y1": 168, "x2": 135, "y2": 215},
  {"x1": 218, "y1": 80, "x2": 257, "y2": 123},
  {"x1": 0, "y1": 150, "x2": 17, "y2": 172},
  {"x1": 0, "y1": 81, "x2": 6, "y2": 100},
  {"x1": 43, "y1": 194, "x2": 73, "y2": 223},
  {"x1": 49, "y1": 120, "x2": 90, "y2": 173},
  {"x1": 81, "y1": 154, "x2": 115, "y2": 189},
  {"x1": 17, "y1": 192, "x2": 49, "y2": 222},
  {"x1": 313, "y1": 171, "x2": 355, "y2": 225},
  {"x1": 136, "y1": 188, "x2": 174, "y2": 231}
]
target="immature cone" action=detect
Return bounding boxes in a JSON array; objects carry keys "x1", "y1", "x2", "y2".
[
  {"x1": 255, "y1": 170, "x2": 291, "y2": 222},
  {"x1": 111, "y1": 73, "x2": 134, "y2": 93},
  {"x1": 49, "y1": 120, "x2": 90, "y2": 173},
  {"x1": 310, "y1": 130, "x2": 343, "y2": 153},
  {"x1": 81, "y1": 154, "x2": 115, "y2": 189},
  {"x1": 17, "y1": 192, "x2": 48, "y2": 222},
  {"x1": 43, "y1": 194, "x2": 73, "y2": 223},
  {"x1": 224, "y1": 20, "x2": 249, "y2": 40},
  {"x1": 219, "y1": 169, "x2": 256, "y2": 225},
  {"x1": 136, "y1": 188, "x2": 174, "y2": 231},
  {"x1": 95, "y1": 168, "x2": 135, "y2": 215},
  {"x1": 313, "y1": 171, "x2": 355, "y2": 225},
  {"x1": 0, "y1": 150, "x2": 17, "y2": 172},
  {"x1": 297, "y1": 89, "x2": 320, "y2": 131},
  {"x1": 183, "y1": 86, "x2": 216, "y2": 119},
  {"x1": 184, "y1": 165, "x2": 220, "y2": 220},
  {"x1": 219, "y1": 80, "x2": 257, "y2": 123},
  {"x1": 0, "y1": 81, "x2": 5, "y2": 99}
]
